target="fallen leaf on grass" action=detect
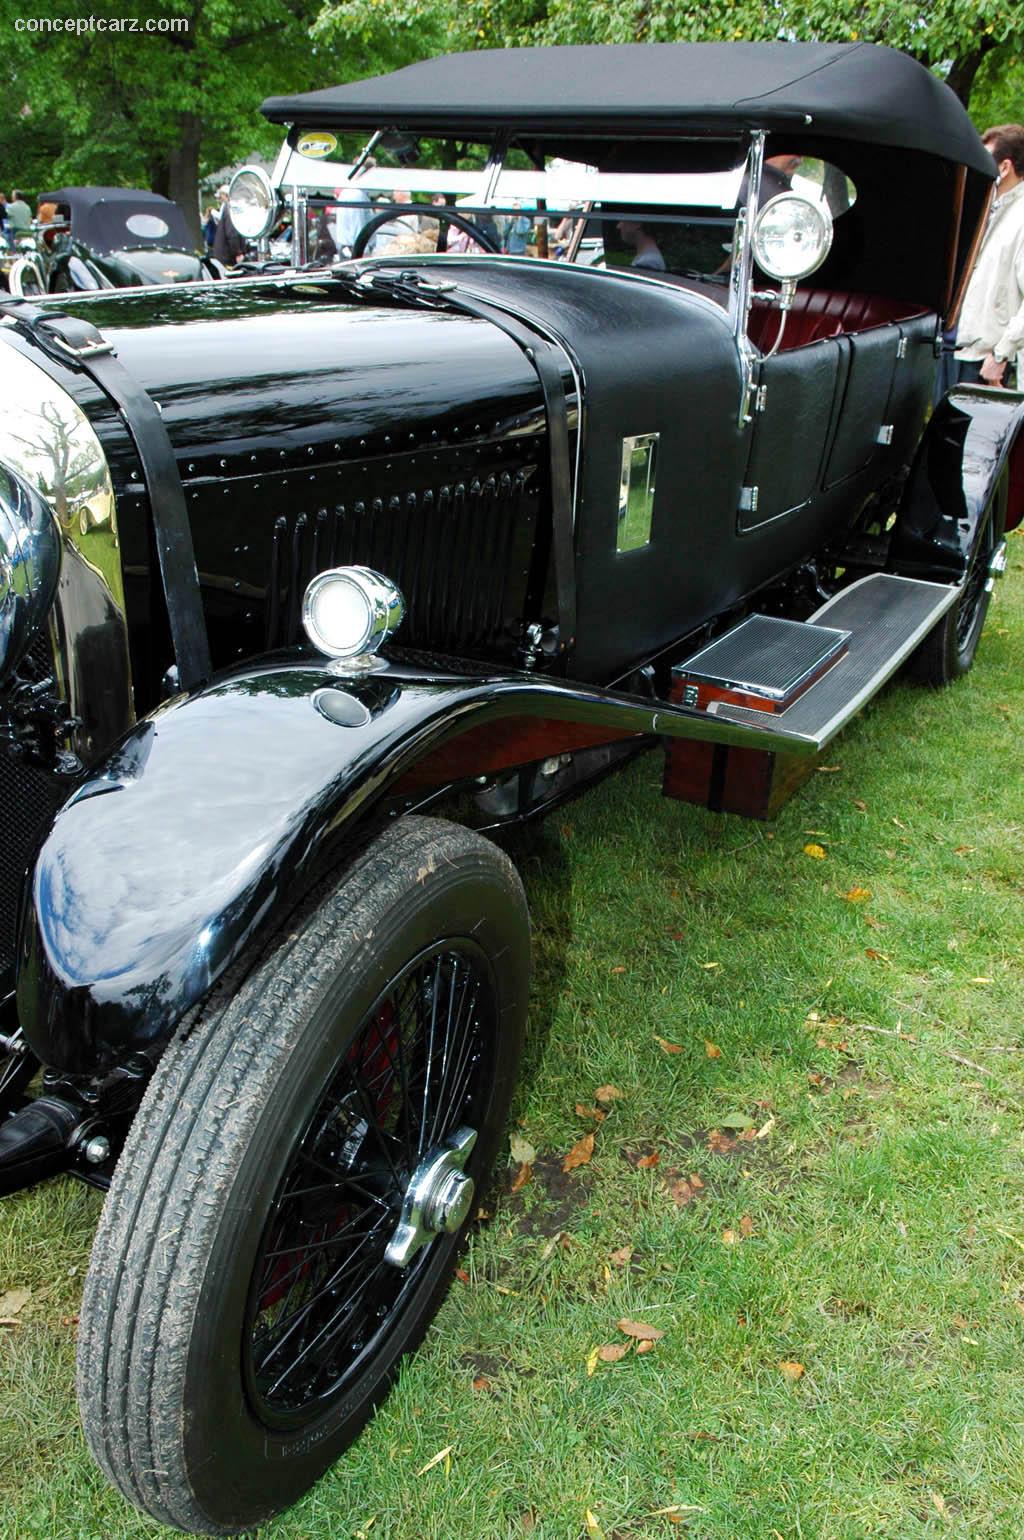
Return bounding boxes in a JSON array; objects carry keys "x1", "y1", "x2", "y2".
[
  {"x1": 610, "y1": 1245, "x2": 634, "y2": 1267},
  {"x1": 954, "y1": 844, "x2": 975, "y2": 856},
  {"x1": 563, "y1": 1133, "x2": 595, "y2": 1172},
  {"x1": 843, "y1": 886, "x2": 872, "y2": 903},
  {"x1": 705, "y1": 1040, "x2": 722, "y2": 1058},
  {"x1": 594, "y1": 1085, "x2": 622, "y2": 1103},
  {"x1": 455, "y1": 1268, "x2": 470, "y2": 1283},
  {"x1": 575, "y1": 1103, "x2": 607, "y2": 1122},
  {"x1": 654, "y1": 1035, "x2": 684, "y2": 1054},
  {"x1": 853, "y1": 798, "x2": 868, "y2": 811},
  {"x1": 756, "y1": 1117, "x2": 775, "y2": 1139},
  {"x1": 586, "y1": 1346, "x2": 601, "y2": 1377},
  {"x1": 509, "y1": 1134, "x2": 536, "y2": 1166},
  {"x1": 668, "y1": 1178, "x2": 696, "y2": 1205},
  {"x1": 510, "y1": 1162, "x2": 533, "y2": 1193},
  {"x1": 931, "y1": 1492, "x2": 948, "y2": 1518},
  {"x1": 722, "y1": 1229, "x2": 740, "y2": 1245},
  {"x1": 864, "y1": 948, "x2": 891, "y2": 964},
  {"x1": 718, "y1": 1113, "x2": 754, "y2": 1131},
  {"x1": 636, "y1": 1152, "x2": 660, "y2": 1169},
  {"x1": 970, "y1": 976, "x2": 993, "y2": 985},
  {"x1": 584, "y1": 1510, "x2": 605, "y2": 1540},
  {"x1": 699, "y1": 961, "x2": 721, "y2": 971},
  {"x1": 610, "y1": 965, "x2": 627, "y2": 975},
  {"x1": 740, "y1": 1213, "x2": 754, "y2": 1237},
  {"x1": 706, "y1": 1130, "x2": 737, "y2": 1154},
  {"x1": 540, "y1": 1231, "x2": 571, "y2": 1262},
  {"x1": 817, "y1": 764, "x2": 842, "y2": 773},
  {"x1": 635, "y1": 1338, "x2": 655, "y2": 1355},
  {"x1": 0, "y1": 1288, "x2": 31, "y2": 1319},
  {"x1": 597, "y1": 1342, "x2": 632, "y2": 1363},
  {"x1": 779, "y1": 1360, "x2": 805, "y2": 1381},
  {"x1": 416, "y1": 1444, "x2": 453, "y2": 1477},
  {"x1": 667, "y1": 929, "x2": 687, "y2": 941},
  {"x1": 617, "y1": 1317, "x2": 665, "y2": 1341},
  {"x1": 804, "y1": 843, "x2": 827, "y2": 860},
  {"x1": 472, "y1": 1376, "x2": 493, "y2": 1392}
]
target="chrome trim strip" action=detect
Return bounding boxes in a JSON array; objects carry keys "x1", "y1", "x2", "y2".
[{"x1": 617, "y1": 433, "x2": 658, "y2": 552}]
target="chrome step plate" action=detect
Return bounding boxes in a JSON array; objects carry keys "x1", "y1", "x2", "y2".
[{"x1": 706, "y1": 574, "x2": 958, "y2": 751}]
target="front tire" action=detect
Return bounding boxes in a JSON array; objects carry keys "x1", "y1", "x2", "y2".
[{"x1": 76, "y1": 817, "x2": 530, "y2": 1534}]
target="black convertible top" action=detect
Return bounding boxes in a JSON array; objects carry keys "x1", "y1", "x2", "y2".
[
  {"x1": 262, "y1": 42, "x2": 992, "y2": 175},
  {"x1": 38, "y1": 187, "x2": 193, "y2": 254}
]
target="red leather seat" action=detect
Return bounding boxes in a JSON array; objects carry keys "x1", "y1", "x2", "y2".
[{"x1": 748, "y1": 289, "x2": 928, "y2": 352}]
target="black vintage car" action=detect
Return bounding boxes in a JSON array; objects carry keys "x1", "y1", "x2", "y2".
[
  {"x1": 1, "y1": 41, "x2": 1022, "y2": 1535},
  {"x1": 4, "y1": 185, "x2": 217, "y2": 294}
]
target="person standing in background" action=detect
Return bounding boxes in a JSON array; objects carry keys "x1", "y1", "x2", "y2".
[
  {"x1": 954, "y1": 124, "x2": 1024, "y2": 387},
  {"x1": 6, "y1": 190, "x2": 32, "y2": 235}
]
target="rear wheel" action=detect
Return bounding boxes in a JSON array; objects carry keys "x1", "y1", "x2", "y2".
[
  {"x1": 76, "y1": 817, "x2": 530, "y2": 1534},
  {"x1": 906, "y1": 498, "x2": 1001, "y2": 686}
]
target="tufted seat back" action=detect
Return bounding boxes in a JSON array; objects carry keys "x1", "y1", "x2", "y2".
[{"x1": 748, "y1": 288, "x2": 929, "y2": 352}]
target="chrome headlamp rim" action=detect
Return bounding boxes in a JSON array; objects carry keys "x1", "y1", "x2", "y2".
[
  {"x1": 227, "y1": 165, "x2": 280, "y2": 243},
  {"x1": 751, "y1": 191, "x2": 834, "y2": 284},
  {"x1": 302, "y1": 565, "x2": 406, "y2": 660}
]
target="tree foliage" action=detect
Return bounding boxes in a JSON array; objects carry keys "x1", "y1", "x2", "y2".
[
  {"x1": 1, "y1": 0, "x2": 1018, "y2": 237},
  {"x1": 0, "y1": 0, "x2": 427, "y2": 237}
]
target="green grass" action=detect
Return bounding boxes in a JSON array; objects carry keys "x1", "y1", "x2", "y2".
[{"x1": 2, "y1": 544, "x2": 1024, "y2": 1540}]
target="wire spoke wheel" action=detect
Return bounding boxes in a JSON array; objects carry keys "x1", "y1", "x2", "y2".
[
  {"x1": 77, "y1": 818, "x2": 529, "y2": 1535},
  {"x1": 244, "y1": 943, "x2": 494, "y2": 1423}
]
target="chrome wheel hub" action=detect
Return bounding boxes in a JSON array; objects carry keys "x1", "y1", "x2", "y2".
[{"x1": 385, "y1": 1126, "x2": 477, "y2": 1268}]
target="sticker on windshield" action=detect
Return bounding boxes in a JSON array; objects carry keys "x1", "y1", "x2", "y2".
[{"x1": 298, "y1": 132, "x2": 339, "y2": 161}]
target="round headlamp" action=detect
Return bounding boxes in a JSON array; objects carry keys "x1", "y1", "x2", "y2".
[
  {"x1": 752, "y1": 192, "x2": 833, "y2": 284},
  {"x1": 302, "y1": 566, "x2": 405, "y2": 660},
  {"x1": 227, "y1": 166, "x2": 279, "y2": 242},
  {"x1": 0, "y1": 465, "x2": 62, "y2": 688}
]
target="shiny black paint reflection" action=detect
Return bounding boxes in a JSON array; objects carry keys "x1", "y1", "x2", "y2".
[
  {"x1": 891, "y1": 386, "x2": 1024, "y2": 580},
  {"x1": 17, "y1": 654, "x2": 670, "y2": 1074}
]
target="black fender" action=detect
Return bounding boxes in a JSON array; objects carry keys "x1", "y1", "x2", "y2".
[
  {"x1": 890, "y1": 385, "x2": 1024, "y2": 581},
  {"x1": 16, "y1": 654, "x2": 780, "y2": 1075}
]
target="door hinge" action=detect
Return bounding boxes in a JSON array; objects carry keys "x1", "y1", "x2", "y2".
[
  {"x1": 739, "y1": 485, "x2": 760, "y2": 515},
  {"x1": 876, "y1": 424, "x2": 894, "y2": 446},
  {"x1": 896, "y1": 336, "x2": 908, "y2": 360},
  {"x1": 754, "y1": 383, "x2": 768, "y2": 413}
]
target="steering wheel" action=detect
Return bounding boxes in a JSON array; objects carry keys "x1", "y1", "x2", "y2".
[{"x1": 349, "y1": 203, "x2": 501, "y2": 260}]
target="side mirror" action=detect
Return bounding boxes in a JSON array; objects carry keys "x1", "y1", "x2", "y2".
[{"x1": 752, "y1": 192, "x2": 833, "y2": 310}]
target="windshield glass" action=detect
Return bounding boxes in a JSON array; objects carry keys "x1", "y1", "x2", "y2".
[{"x1": 275, "y1": 132, "x2": 749, "y2": 291}]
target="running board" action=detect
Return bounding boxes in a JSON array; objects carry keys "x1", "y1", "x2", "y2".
[{"x1": 662, "y1": 574, "x2": 957, "y2": 818}]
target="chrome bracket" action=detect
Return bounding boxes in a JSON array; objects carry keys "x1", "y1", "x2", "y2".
[
  {"x1": 739, "y1": 485, "x2": 760, "y2": 515},
  {"x1": 385, "y1": 1126, "x2": 478, "y2": 1268},
  {"x1": 876, "y1": 424, "x2": 894, "y2": 446}
]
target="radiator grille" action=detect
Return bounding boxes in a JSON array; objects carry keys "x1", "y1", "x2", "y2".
[
  {"x1": 0, "y1": 752, "x2": 62, "y2": 981},
  {"x1": 266, "y1": 469, "x2": 536, "y2": 653}
]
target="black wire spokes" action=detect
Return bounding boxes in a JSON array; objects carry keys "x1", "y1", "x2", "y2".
[{"x1": 244, "y1": 944, "x2": 492, "y2": 1421}]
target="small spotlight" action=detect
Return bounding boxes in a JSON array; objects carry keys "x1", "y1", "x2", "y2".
[{"x1": 302, "y1": 566, "x2": 405, "y2": 660}]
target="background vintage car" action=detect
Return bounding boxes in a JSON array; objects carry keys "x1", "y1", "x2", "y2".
[
  {"x1": 4, "y1": 185, "x2": 218, "y2": 294},
  {"x1": 1, "y1": 38, "x2": 1023, "y2": 1537}
]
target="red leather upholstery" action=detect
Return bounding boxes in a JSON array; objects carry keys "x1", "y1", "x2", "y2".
[{"x1": 748, "y1": 289, "x2": 929, "y2": 352}]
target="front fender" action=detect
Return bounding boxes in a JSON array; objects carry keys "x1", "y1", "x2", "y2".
[
  {"x1": 891, "y1": 385, "x2": 1024, "y2": 579},
  {"x1": 13, "y1": 658, "x2": 661, "y2": 1072},
  {"x1": 18, "y1": 650, "x2": 845, "y2": 1075}
]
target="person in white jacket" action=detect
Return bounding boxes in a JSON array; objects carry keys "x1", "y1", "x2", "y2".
[{"x1": 954, "y1": 124, "x2": 1024, "y2": 387}]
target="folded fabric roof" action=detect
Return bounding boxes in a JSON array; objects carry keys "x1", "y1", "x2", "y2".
[{"x1": 262, "y1": 42, "x2": 993, "y2": 177}]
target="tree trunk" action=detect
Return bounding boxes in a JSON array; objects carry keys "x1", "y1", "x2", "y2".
[
  {"x1": 945, "y1": 43, "x2": 997, "y2": 109},
  {"x1": 158, "y1": 111, "x2": 203, "y2": 245}
]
